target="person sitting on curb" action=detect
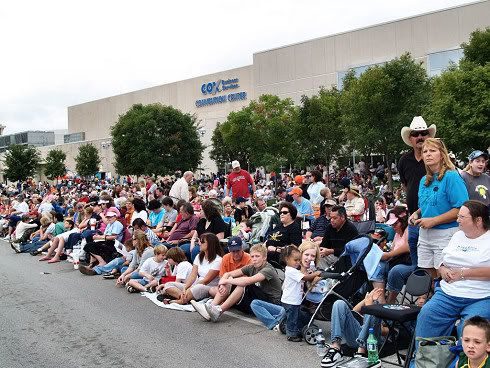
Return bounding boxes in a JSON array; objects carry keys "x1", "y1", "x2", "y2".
[{"x1": 191, "y1": 243, "x2": 282, "y2": 322}]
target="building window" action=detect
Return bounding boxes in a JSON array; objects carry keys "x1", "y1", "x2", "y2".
[
  {"x1": 427, "y1": 48, "x2": 463, "y2": 77},
  {"x1": 337, "y1": 62, "x2": 385, "y2": 90},
  {"x1": 64, "y1": 132, "x2": 85, "y2": 143}
]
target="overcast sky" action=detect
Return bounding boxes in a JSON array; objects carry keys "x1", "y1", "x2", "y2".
[{"x1": 0, "y1": 0, "x2": 477, "y2": 135}]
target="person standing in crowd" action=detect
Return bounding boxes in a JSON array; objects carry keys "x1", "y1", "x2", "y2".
[
  {"x1": 225, "y1": 160, "x2": 256, "y2": 201},
  {"x1": 409, "y1": 138, "x2": 469, "y2": 279},
  {"x1": 398, "y1": 116, "x2": 436, "y2": 268},
  {"x1": 169, "y1": 171, "x2": 193, "y2": 205},
  {"x1": 307, "y1": 170, "x2": 325, "y2": 205},
  {"x1": 461, "y1": 150, "x2": 490, "y2": 207}
]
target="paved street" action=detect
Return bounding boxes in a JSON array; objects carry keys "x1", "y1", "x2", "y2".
[{"x1": 0, "y1": 240, "x2": 322, "y2": 368}]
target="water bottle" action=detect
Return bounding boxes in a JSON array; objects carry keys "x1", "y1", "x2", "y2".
[
  {"x1": 367, "y1": 327, "x2": 379, "y2": 364},
  {"x1": 308, "y1": 260, "x2": 316, "y2": 273},
  {"x1": 316, "y1": 329, "x2": 327, "y2": 357}
]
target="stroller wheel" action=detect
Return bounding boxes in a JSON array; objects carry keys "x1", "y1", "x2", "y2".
[{"x1": 304, "y1": 325, "x2": 320, "y2": 345}]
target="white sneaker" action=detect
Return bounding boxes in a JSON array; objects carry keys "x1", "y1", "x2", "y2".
[
  {"x1": 190, "y1": 300, "x2": 211, "y2": 321},
  {"x1": 204, "y1": 302, "x2": 223, "y2": 322},
  {"x1": 321, "y1": 347, "x2": 344, "y2": 368},
  {"x1": 3, "y1": 235, "x2": 10, "y2": 240}
]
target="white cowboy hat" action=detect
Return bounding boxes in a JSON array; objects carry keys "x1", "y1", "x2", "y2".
[{"x1": 400, "y1": 116, "x2": 436, "y2": 146}]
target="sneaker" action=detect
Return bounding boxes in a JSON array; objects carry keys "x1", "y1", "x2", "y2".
[
  {"x1": 287, "y1": 336, "x2": 302, "y2": 342},
  {"x1": 321, "y1": 347, "x2": 344, "y2": 368},
  {"x1": 102, "y1": 273, "x2": 117, "y2": 279},
  {"x1": 30, "y1": 249, "x2": 42, "y2": 256},
  {"x1": 190, "y1": 300, "x2": 211, "y2": 321},
  {"x1": 10, "y1": 242, "x2": 21, "y2": 253},
  {"x1": 272, "y1": 324, "x2": 282, "y2": 333},
  {"x1": 126, "y1": 285, "x2": 138, "y2": 293},
  {"x1": 3, "y1": 235, "x2": 10, "y2": 240},
  {"x1": 79, "y1": 265, "x2": 97, "y2": 276},
  {"x1": 204, "y1": 303, "x2": 223, "y2": 322}
]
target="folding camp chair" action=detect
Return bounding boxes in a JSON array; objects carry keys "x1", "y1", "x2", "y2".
[{"x1": 361, "y1": 269, "x2": 432, "y2": 368}]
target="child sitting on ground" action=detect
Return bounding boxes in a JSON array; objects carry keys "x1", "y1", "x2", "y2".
[
  {"x1": 156, "y1": 247, "x2": 193, "y2": 294},
  {"x1": 126, "y1": 245, "x2": 168, "y2": 293},
  {"x1": 456, "y1": 316, "x2": 490, "y2": 368}
]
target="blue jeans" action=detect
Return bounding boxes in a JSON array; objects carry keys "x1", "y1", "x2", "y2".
[
  {"x1": 408, "y1": 225, "x2": 419, "y2": 266},
  {"x1": 20, "y1": 239, "x2": 48, "y2": 253},
  {"x1": 415, "y1": 287, "x2": 490, "y2": 339},
  {"x1": 283, "y1": 303, "x2": 311, "y2": 337},
  {"x1": 250, "y1": 299, "x2": 286, "y2": 330},
  {"x1": 179, "y1": 242, "x2": 200, "y2": 263},
  {"x1": 386, "y1": 263, "x2": 416, "y2": 293},
  {"x1": 330, "y1": 299, "x2": 381, "y2": 348},
  {"x1": 370, "y1": 260, "x2": 390, "y2": 283},
  {"x1": 93, "y1": 257, "x2": 125, "y2": 275}
]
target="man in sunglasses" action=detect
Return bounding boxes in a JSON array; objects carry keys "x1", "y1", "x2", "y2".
[{"x1": 398, "y1": 116, "x2": 436, "y2": 268}]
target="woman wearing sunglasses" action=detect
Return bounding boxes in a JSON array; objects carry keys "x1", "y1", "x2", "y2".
[{"x1": 266, "y1": 201, "x2": 302, "y2": 265}]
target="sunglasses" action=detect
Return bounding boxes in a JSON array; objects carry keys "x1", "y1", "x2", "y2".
[
  {"x1": 410, "y1": 130, "x2": 429, "y2": 138},
  {"x1": 280, "y1": 211, "x2": 290, "y2": 215}
]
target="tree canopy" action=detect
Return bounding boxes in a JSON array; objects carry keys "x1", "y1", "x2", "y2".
[
  {"x1": 297, "y1": 87, "x2": 343, "y2": 169},
  {"x1": 341, "y1": 53, "x2": 431, "y2": 187},
  {"x1": 44, "y1": 149, "x2": 67, "y2": 180},
  {"x1": 427, "y1": 28, "x2": 490, "y2": 156},
  {"x1": 212, "y1": 94, "x2": 298, "y2": 171},
  {"x1": 111, "y1": 103, "x2": 204, "y2": 176},
  {"x1": 3, "y1": 144, "x2": 40, "y2": 182},
  {"x1": 75, "y1": 144, "x2": 101, "y2": 178}
]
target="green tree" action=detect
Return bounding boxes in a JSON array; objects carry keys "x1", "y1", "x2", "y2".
[
  {"x1": 297, "y1": 87, "x2": 343, "y2": 173},
  {"x1": 341, "y1": 53, "x2": 431, "y2": 189},
  {"x1": 75, "y1": 144, "x2": 100, "y2": 178},
  {"x1": 111, "y1": 103, "x2": 204, "y2": 176},
  {"x1": 215, "y1": 94, "x2": 298, "y2": 171},
  {"x1": 427, "y1": 28, "x2": 490, "y2": 156},
  {"x1": 461, "y1": 27, "x2": 490, "y2": 67},
  {"x1": 209, "y1": 122, "x2": 234, "y2": 173},
  {"x1": 3, "y1": 144, "x2": 40, "y2": 182},
  {"x1": 44, "y1": 149, "x2": 67, "y2": 181}
]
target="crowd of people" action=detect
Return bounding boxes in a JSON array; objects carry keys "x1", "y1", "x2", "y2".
[{"x1": 1, "y1": 116, "x2": 489, "y2": 367}]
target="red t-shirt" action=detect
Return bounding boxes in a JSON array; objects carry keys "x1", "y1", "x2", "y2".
[{"x1": 227, "y1": 170, "x2": 254, "y2": 198}]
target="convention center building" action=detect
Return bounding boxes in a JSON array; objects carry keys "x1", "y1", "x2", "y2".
[{"x1": 38, "y1": 0, "x2": 490, "y2": 177}]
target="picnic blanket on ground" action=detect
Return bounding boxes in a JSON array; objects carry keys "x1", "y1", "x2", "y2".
[{"x1": 141, "y1": 292, "x2": 197, "y2": 312}]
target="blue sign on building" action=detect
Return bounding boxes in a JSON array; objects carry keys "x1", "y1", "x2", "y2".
[{"x1": 196, "y1": 77, "x2": 247, "y2": 108}]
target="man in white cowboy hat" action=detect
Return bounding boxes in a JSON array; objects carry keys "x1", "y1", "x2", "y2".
[
  {"x1": 343, "y1": 185, "x2": 365, "y2": 221},
  {"x1": 398, "y1": 116, "x2": 436, "y2": 267}
]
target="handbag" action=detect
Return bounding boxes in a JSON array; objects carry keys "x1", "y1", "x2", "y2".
[{"x1": 415, "y1": 336, "x2": 457, "y2": 368}]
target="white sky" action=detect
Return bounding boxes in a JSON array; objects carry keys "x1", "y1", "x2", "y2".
[{"x1": 0, "y1": 0, "x2": 478, "y2": 135}]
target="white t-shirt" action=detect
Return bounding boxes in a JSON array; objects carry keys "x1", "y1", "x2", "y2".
[
  {"x1": 14, "y1": 201, "x2": 29, "y2": 214},
  {"x1": 139, "y1": 257, "x2": 167, "y2": 282},
  {"x1": 281, "y1": 266, "x2": 305, "y2": 305},
  {"x1": 172, "y1": 261, "x2": 193, "y2": 281},
  {"x1": 193, "y1": 255, "x2": 222, "y2": 286},
  {"x1": 131, "y1": 210, "x2": 148, "y2": 224},
  {"x1": 38, "y1": 202, "x2": 54, "y2": 216},
  {"x1": 440, "y1": 230, "x2": 490, "y2": 299}
]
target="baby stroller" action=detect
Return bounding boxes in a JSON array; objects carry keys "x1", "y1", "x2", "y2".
[{"x1": 303, "y1": 235, "x2": 375, "y2": 345}]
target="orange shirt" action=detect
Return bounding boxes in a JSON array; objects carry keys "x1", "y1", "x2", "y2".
[{"x1": 219, "y1": 252, "x2": 252, "y2": 277}]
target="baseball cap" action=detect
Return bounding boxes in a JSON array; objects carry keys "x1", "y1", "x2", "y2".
[
  {"x1": 231, "y1": 160, "x2": 240, "y2": 169},
  {"x1": 294, "y1": 175, "x2": 304, "y2": 185},
  {"x1": 235, "y1": 196, "x2": 247, "y2": 204},
  {"x1": 324, "y1": 199, "x2": 336, "y2": 207},
  {"x1": 105, "y1": 211, "x2": 117, "y2": 217},
  {"x1": 98, "y1": 199, "x2": 109, "y2": 204},
  {"x1": 227, "y1": 236, "x2": 243, "y2": 251},
  {"x1": 468, "y1": 150, "x2": 489, "y2": 161},
  {"x1": 290, "y1": 186, "x2": 303, "y2": 196},
  {"x1": 385, "y1": 212, "x2": 399, "y2": 225}
]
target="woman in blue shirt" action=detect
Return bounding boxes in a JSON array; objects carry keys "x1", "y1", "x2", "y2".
[{"x1": 408, "y1": 138, "x2": 469, "y2": 278}]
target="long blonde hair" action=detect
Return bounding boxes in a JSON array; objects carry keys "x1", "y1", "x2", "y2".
[
  {"x1": 298, "y1": 240, "x2": 320, "y2": 266},
  {"x1": 422, "y1": 138, "x2": 455, "y2": 186}
]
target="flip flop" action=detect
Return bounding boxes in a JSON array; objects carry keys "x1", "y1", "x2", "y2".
[
  {"x1": 39, "y1": 256, "x2": 52, "y2": 261},
  {"x1": 47, "y1": 258, "x2": 61, "y2": 264}
]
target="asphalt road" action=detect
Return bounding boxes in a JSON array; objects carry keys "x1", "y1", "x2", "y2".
[{"x1": 0, "y1": 240, "x2": 323, "y2": 368}]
